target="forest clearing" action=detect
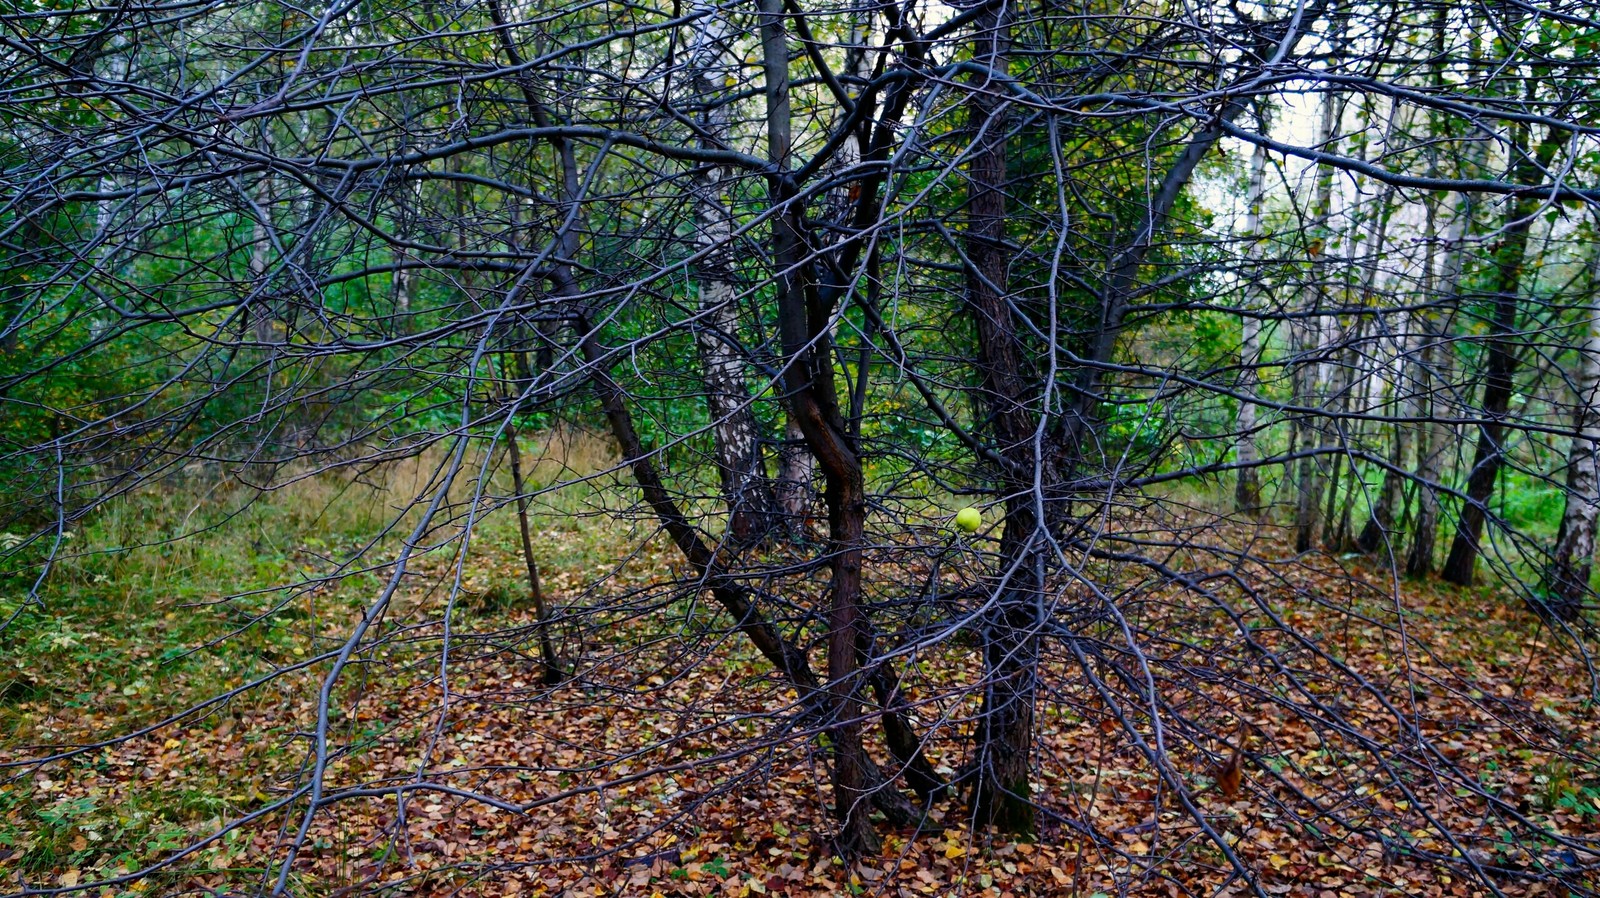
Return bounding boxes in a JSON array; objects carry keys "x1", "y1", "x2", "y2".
[{"x1": 2, "y1": 451, "x2": 1595, "y2": 896}]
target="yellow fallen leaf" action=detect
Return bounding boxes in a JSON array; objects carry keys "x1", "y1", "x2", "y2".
[
  {"x1": 1269, "y1": 854, "x2": 1290, "y2": 870},
  {"x1": 944, "y1": 842, "x2": 965, "y2": 859}
]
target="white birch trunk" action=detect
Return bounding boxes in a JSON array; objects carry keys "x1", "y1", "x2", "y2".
[
  {"x1": 94, "y1": 38, "x2": 130, "y2": 263},
  {"x1": 89, "y1": 37, "x2": 131, "y2": 343},
  {"x1": 1408, "y1": 189, "x2": 1470, "y2": 574},
  {"x1": 250, "y1": 167, "x2": 275, "y2": 343},
  {"x1": 1294, "y1": 91, "x2": 1339, "y2": 551},
  {"x1": 1353, "y1": 182, "x2": 1405, "y2": 553},
  {"x1": 776, "y1": 414, "x2": 814, "y2": 525},
  {"x1": 688, "y1": 3, "x2": 774, "y2": 542},
  {"x1": 1548, "y1": 250, "x2": 1600, "y2": 620}
]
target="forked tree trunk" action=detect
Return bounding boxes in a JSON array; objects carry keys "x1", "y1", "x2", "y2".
[
  {"x1": 490, "y1": 0, "x2": 942, "y2": 840},
  {"x1": 757, "y1": 0, "x2": 878, "y2": 855}
]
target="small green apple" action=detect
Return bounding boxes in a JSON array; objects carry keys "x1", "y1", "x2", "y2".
[{"x1": 954, "y1": 507, "x2": 981, "y2": 533}]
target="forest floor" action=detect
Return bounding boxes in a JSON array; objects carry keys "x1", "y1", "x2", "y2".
[{"x1": 2, "y1": 479, "x2": 1599, "y2": 898}]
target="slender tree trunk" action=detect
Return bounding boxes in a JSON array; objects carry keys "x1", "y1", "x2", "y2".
[
  {"x1": 1235, "y1": 131, "x2": 1269, "y2": 516},
  {"x1": 1293, "y1": 315, "x2": 1330, "y2": 552},
  {"x1": 1355, "y1": 183, "x2": 1406, "y2": 554},
  {"x1": 1326, "y1": 319, "x2": 1359, "y2": 551},
  {"x1": 688, "y1": 3, "x2": 777, "y2": 545},
  {"x1": 391, "y1": 180, "x2": 418, "y2": 336},
  {"x1": 1410, "y1": 217, "x2": 1473, "y2": 576},
  {"x1": 250, "y1": 166, "x2": 276, "y2": 344},
  {"x1": 1294, "y1": 92, "x2": 1339, "y2": 552},
  {"x1": 1236, "y1": 315, "x2": 1263, "y2": 515},
  {"x1": 1440, "y1": 126, "x2": 1564, "y2": 585},
  {"x1": 1546, "y1": 251, "x2": 1600, "y2": 622},
  {"x1": 1356, "y1": 369, "x2": 1411, "y2": 554},
  {"x1": 505, "y1": 416, "x2": 563, "y2": 683},
  {"x1": 1410, "y1": 176, "x2": 1474, "y2": 575},
  {"x1": 1406, "y1": 328, "x2": 1445, "y2": 574},
  {"x1": 1407, "y1": 3, "x2": 1454, "y2": 576}
]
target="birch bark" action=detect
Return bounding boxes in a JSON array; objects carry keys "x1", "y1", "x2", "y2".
[
  {"x1": 1546, "y1": 245, "x2": 1600, "y2": 621},
  {"x1": 688, "y1": 2, "x2": 776, "y2": 544},
  {"x1": 1235, "y1": 131, "x2": 1269, "y2": 516}
]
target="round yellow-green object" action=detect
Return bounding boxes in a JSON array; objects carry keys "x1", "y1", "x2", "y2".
[{"x1": 954, "y1": 507, "x2": 982, "y2": 533}]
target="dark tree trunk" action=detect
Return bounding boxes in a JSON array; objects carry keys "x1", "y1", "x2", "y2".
[
  {"x1": 1439, "y1": 281, "x2": 1521, "y2": 585},
  {"x1": 759, "y1": 0, "x2": 878, "y2": 855},
  {"x1": 1441, "y1": 127, "x2": 1564, "y2": 585},
  {"x1": 970, "y1": 499, "x2": 1042, "y2": 834},
  {"x1": 959, "y1": 1, "x2": 1039, "y2": 836}
]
